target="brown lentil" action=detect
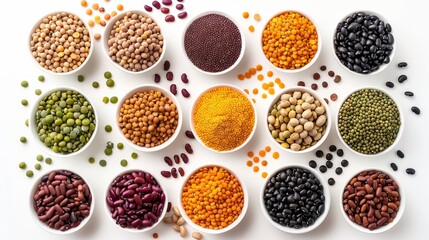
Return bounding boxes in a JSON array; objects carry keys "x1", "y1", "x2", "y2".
[
  {"x1": 330, "y1": 93, "x2": 338, "y2": 101},
  {"x1": 322, "y1": 81, "x2": 328, "y2": 88},
  {"x1": 313, "y1": 73, "x2": 320, "y2": 80},
  {"x1": 328, "y1": 70, "x2": 335, "y2": 77}
]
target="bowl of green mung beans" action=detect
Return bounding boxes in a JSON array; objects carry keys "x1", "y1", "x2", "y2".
[
  {"x1": 29, "y1": 87, "x2": 98, "y2": 158},
  {"x1": 336, "y1": 87, "x2": 404, "y2": 157}
]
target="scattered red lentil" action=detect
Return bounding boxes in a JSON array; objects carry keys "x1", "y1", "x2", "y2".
[
  {"x1": 253, "y1": 166, "x2": 259, "y2": 172},
  {"x1": 330, "y1": 93, "x2": 338, "y2": 101},
  {"x1": 268, "y1": 82, "x2": 274, "y2": 87},
  {"x1": 262, "y1": 93, "x2": 267, "y2": 99},
  {"x1": 249, "y1": 68, "x2": 257, "y2": 75},
  {"x1": 273, "y1": 152, "x2": 279, "y2": 159},
  {"x1": 86, "y1": 9, "x2": 93, "y2": 15},
  {"x1": 117, "y1": 4, "x2": 124, "y2": 11},
  {"x1": 88, "y1": 20, "x2": 95, "y2": 27},
  {"x1": 275, "y1": 78, "x2": 281, "y2": 83},
  {"x1": 237, "y1": 74, "x2": 245, "y2": 80},
  {"x1": 252, "y1": 88, "x2": 259, "y2": 94},
  {"x1": 81, "y1": 0, "x2": 88, "y2": 7},
  {"x1": 243, "y1": 89, "x2": 249, "y2": 94},
  {"x1": 94, "y1": 15, "x2": 101, "y2": 23},
  {"x1": 245, "y1": 72, "x2": 251, "y2": 79},
  {"x1": 257, "y1": 74, "x2": 264, "y2": 81},
  {"x1": 262, "y1": 83, "x2": 269, "y2": 90},
  {"x1": 254, "y1": 13, "x2": 261, "y2": 21},
  {"x1": 247, "y1": 151, "x2": 254, "y2": 157},
  {"x1": 259, "y1": 150, "x2": 266, "y2": 157},
  {"x1": 252, "y1": 98, "x2": 256, "y2": 103},
  {"x1": 256, "y1": 64, "x2": 263, "y2": 71},
  {"x1": 249, "y1": 25, "x2": 255, "y2": 32},
  {"x1": 153, "y1": 233, "x2": 159, "y2": 239},
  {"x1": 265, "y1": 146, "x2": 271, "y2": 152},
  {"x1": 92, "y1": 3, "x2": 99, "y2": 10},
  {"x1": 253, "y1": 157, "x2": 259, "y2": 163},
  {"x1": 247, "y1": 160, "x2": 253, "y2": 167},
  {"x1": 111, "y1": 11, "x2": 117, "y2": 17},
  {"x1": 267, "y1": 71, "x2": 273, "y2": 77},
  {"x1": 261, "y1": 160, "x2": 268, "y2": 166},
  {"x1": 262, "y1": 172, "x2": 268, "y2": 178},
  {"x1": 278, "y1": 83, "x2": 285, "y2": 89},
  {"x1": 104, "y1": 13, "x2": 111, "y2": 20},
  {"x1": 268, "y1": 87, "x2": 275, "y2": 95},
  {"x1": 242, "y1": 12, "x2": 249, "y2": 19}
]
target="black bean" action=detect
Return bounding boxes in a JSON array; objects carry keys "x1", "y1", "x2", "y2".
[
  {"x1": 411, "y1": 106, "x2": 420, "y2": 115},
  {"x1": 326, "y1": 153, "x2": 333, "y2": 161},
  {"x1": 398, "y1": 75, "x2": 407, "y2": 83},
  {"x1": 398, "y1": 62, "x2": 408, "y2": 68},
  {"x1": 181, "y1": 89, "x2": 190, "y2": 98},
  {"x1": 315, "y1": 150, "x2": 324, "y2": 158},
  {"x1": 341, "y1": 159, "x2": 349, "y2": 167},
  {"x1": 404, "y1": 91, "x2": 414, "y2": 97},
  {"x1": 185, "y1": 130, "x2": 195, "y2": 139},
  {"x1": 181, "y1": 73, "x2": 189, "y2": 83},
  {"x1": 163, "y1": 60, "x2": 170, "y2": 71},
  {"x1": 385, "y1": 81, "x2": 394, "y2": 88},
  {"x1": 406, "y1": 168, "x2": 416, "y2": 175},
  {"x1": 329, "y1": 145, "x2": 337, "y2": 152},
  {"x1": 390, "y1": 163, "x2": 398, "y2": 171},
  {"x1": 328, "y1": 178, "x2": 336, "y2": 186},
  {"x1": 309, "y1": 160, "x2": 317, "y2": 169},
  {"x1": 169, "y1": 84, "x2": 177, "y2": 95},
  {"x1": 335, "y1": 167, "x2": 343, "y2": 175},
  {"x1": 396, "y1": 150, "x2": 405, "y2": 159},
  {"x1": 326, "y1": 161, "x2": 333, "y2": 169},
  {"x1": 319, "y1": 165, "x2": 327, "y2": 173},
  {"x1": 154, "y1": 74, "x2": 161, "y2": 83},
  {"x1": 337, "y1": 149, "x2": 344, "y2": 157}
]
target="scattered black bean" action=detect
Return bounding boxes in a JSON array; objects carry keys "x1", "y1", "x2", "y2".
[
  {"x1": 398, "y1": 75, "x2": 407, "y2": 83},
  {"x1": 335, "y1": 167, "x2": 343, "y2": 175},
  {"x1": 185, "y1": 130, "x2": 195, "y2": 139},
  {"x1": 326, "y1": 161, "x2": 333, "y2": 169},
  {"x1": 336, "y1": 149, "x2": 344, "y2": 157},
  {"x1": 328, "y1": 178, "x2": 336, "y2": 186},
  {"x1": 319, "y1": 165, "x2": 327, "y2": 173},
  {"x1": 154, "y1": 73, "x2": 161, "y2": 83},
  {"x1": 329, "y1": 145, "x2": 337, "y2": 152},
  {"x1": 406, "y1": 168, "x2": 416, "y2": 175},
  {"x1": 404, "y1": 91, "x2": 414, "y2": 97},
  {"x1": 181, "y1": 73, "x2": 189, "y2": 83},
  {"x1": 341, "y1": 159, "x2": 349, "y2": 167},
  {"x1": 396, "y1": 150, "x2": 405, "y2": 159},
  {"x1": 181, "y1": 89, "x2": 190, "y2": 98},
  {"x1": 398, "y1": 62, "x2": 407, "y2": 68},
  {"x1": 326, "y1": 153, "x2": 333, "y2": 161},
  {"x1": 316, "y1": 150, "x2": 324, "y2": 158},
  {"x1": 411, "y1": 106, "x2": 420, "y2": 115},
  {"x1": 385, "y1": 81, "x2": 394, "y2": 88},
  {"x1": 390, "y1": 163, "x2": 398, "y2": 171},
  {"x1": 170, "y1": 84, "x2": 177, "y2": 95},
  {"x1": 309, "y1": 160, "x2": 317, "y2": 168}
]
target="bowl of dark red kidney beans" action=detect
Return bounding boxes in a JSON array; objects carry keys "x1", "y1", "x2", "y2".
[
  {"x1": 30, "y1": 169, "x2": 94, "y2": 234},
  {"x1": 340, "y1": 169, "x2": 405, "y2": 233},
  {"x1": 333, "y1": 11, "x2": 395, "y2": 75},
  {"x1": 260, "y1": 165, "x2": 330, "y2": 234}
]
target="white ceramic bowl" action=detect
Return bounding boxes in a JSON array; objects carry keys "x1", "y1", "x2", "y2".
[
  {"x1": 29, "y1": 11, "x2": 93, "y2": 75},
  {"x1": 260, "y1": 10, "x2": 322, "y2": 73},
  {"x1": 260, "y1": 164, "x2": 331, "y2": 234},
  {"x1": 190, "y1": 84, "x2": 257, "y2": 153},
  {"x1": 339, "y1": 169, "x2": 405, "y2": 233},
  {"x1": 116, "y1": 84, "x2": 182, "y2": 152},
  {"x1": 332, "y1": 10, "x2": 395, "y2": 75},
  {"x1": 29, "y1": 169, "x2": 94, "y2": 234},
  {"x1": 29, "y1": 87, "x2": 99, "y2": 158},
  {"x1": 336, "y1": 86, "x2": 404, "y2": 157},
  {"x1": 103, "y1": 10, "x2": 166, "y2": 74},
  {"x1": 178, "y1": 164, "x2": 249, "y2": 234},
  {"x1": 265, "y1": 86, "x2": 331, "y2": 154},
  {"x1": 104, "y1": 169, "x2": 168, "y2": 233},
  {"x1": 182, "y1": 11, "x2": 245, "y2": 75}
]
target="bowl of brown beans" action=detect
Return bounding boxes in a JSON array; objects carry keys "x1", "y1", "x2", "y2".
[
  {"x1": 104, "y1": 169, "x2": 168, "y2": 233},
  {"x1": 29, "y1": 11, "x2": 93, "y2": 75},
  {"x1": 30, "y1": 169, "x2": 94, "y2": 234},
  {"x1": 103, "y1": 10, "x2": 166, "y2": 74},
  {"x1": 261, "y1": 10, "x2": 322, "y2": 73},
  {"x1": 265, "y1": 86, "x2": 331, "y2": 153},
  {"x1": 116, "y1": 84, "x2": 182, "y2": 152},
  {"x1": 340, "y1": 169, "x2": 405, "y2": 233},
  {"x1": 178, "y1": 165, "x2": 249, "y2": 234}
]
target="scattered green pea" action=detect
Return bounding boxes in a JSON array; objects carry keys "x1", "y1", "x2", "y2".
[
  {"x1": 110, "y1": 96, "x2": 118, "y2": 104},
  {"x1": 26, "y1": 170, "x2": 34, "y2": 177},
  {"x1": 19, "y1": 162, "x2": 26, "y2": 169},
  {"x1": 35, "y1": 163, "x2": 42, "y2": 170},
  {"x1": 120, "y1": 159, "x2": 128, "y2": 167},
  {"x1": 92, "y1": 81, "x2": 99, "y2": 88},
  {"x1": 45, "y1": 158, "x2": 52, "y2": 165},
  {"x1": 99, "y1": 159, "x2": 107, "y2": 167},
  {"x1": 25, "y1": 119, "x2": 29, "y2": 127},
  {"x1": 105, "y1": 125, "x2": 112, "y2": 132},
  {"x1": 35, "y1": 89, "x2": 42, "y2": 95},
  {"x1": 88, "y1": 157, "x2": 95, "y2": 164},
  {"x1": 77, "y1": 75, "x2": 85, "y2": 82},
  {"x1": 102, "y1": 96, "x2": 109, "y2": 104},
  {"x1": 104, "y1": 148, "x2": 113, "y2": 156},
  {"x1": 131, "y1": 152, "x2": 138, "y2": 159},
  {"x1": 38, "y1": 75, "x2": 45, "y2": 82},
  {"x1": 20, "y1": 136, "x2": 27, "y2": 143},
  {"x1": 117, "y1": 142, "x2": 124, "y2": 149},
  {"x1": 104, "y1": 71, "x2": 112, "y2": 79},
  {"x1": 106, "y1": 141, "x2": 114, "y2": 149},
  {"x1": 21, "y1": 99, "x2": 28, "y2": 106},
  {"x1": 21, "y1": 80, "x2": 29, "y2": 88},
  {"x1": 106, "y1": 79, "x2": 115, "y2": 87},
  {"x1": 36, "y1": 154, "x2": 44, "y2": 161}
]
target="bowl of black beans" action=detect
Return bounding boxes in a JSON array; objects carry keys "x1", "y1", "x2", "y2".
[
  {"x1": 333, "y1": 11, "x2": 395, "y2": 75},
  {"x1": 260, "y1": 165, "x2": 330, "y2": 234}
]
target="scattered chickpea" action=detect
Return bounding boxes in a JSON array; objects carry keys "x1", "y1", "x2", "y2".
[
  {"x1": 242, "y1": 12, "x2": 249, "y2": 19},
  {"x1": 94, "y1": 33, "x2": 101, "y2": 40},
  {"x1": 248, "y1": 25, "x2": 255, "y2": 32},
  {"x1": 117, "y1": 4, "x2": 124, "y2": 11}
]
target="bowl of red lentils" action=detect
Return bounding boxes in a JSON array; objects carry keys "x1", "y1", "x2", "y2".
[
  {"x1": 29, "y1": 11, "x2": 93, "y2": 75},
  {"x1": 116, "y1": 84, "x2": 182, "y2": 152},
  {"x1": 179, "y1": 165, "x2": 249, "y2": 234},
  {"x1": 103, "y1": 10, "x2": 166, "y2": 74},
  {"x1": 261, "y1": 10, "x2": 321, "y2": 73},
  {"x1": 190, "y1": 84, "x2": 257, "y2": 153}
]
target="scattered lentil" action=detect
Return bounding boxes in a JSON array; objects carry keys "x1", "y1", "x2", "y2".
[
  {"x1": 120, "y1": 159, "x2": 128, "y2": 167},
  {"x1": 35, "y1": 89, "x2": 42, "y2": 95},
  {"x1": 99, "y1": 159, "x2": 107, "y2": 167},
  {"x1": 105, "y1": 125, "x2": 112, "y2": 132},
  {"x1": 88, "y1": 157, "x2": 95, "y2": 164},
  {"x1": 92, "y1": 81, "x2": 99, "y2": 88},
  {"x1": 131, "y1": 152, "x2": 138, "y2": 159},
  {"x1": 19, "y1": 162, "x2": 27, "y2": 169},
  {"x1": 110, "y1": 96, "x2": 118, "y2": 103},
  {"x1": 26, "y1": 170, "x2": 34, "y2": 177},
  {"x1": 273, "y1": 152, "x2": 280, "y2": 159},
  {"x1": 35, "y1": 163, "x2": 42, "y2": 170}
]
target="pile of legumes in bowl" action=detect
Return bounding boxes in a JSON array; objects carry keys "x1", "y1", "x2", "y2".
[
  {"x1": 29, "y1": 11, "x2": 93, "y2": 74},
  {"x1": 116, "y1": 84, "x2": 182, "y2": 152},
  {"x1": 179, "y1": 165, "x2": 249, "y2": 234},
  {"x1": 104, "y1": 10, "x2": 165, "y2": 74},
  {"x1": 266, "y1": 87, "x2": 331, "y2": 153},
  {"x1": 336, "y1": 87, "x2": 403, "y2": 156},
  {"x1": 30, "y1": 87, "x2": 98, "y2": 157},
  {"x1": 261, "y1": 10, "x2": 321, "y2": 73},
  {"x1": 30, "y1": 169, "x2": 94, "y2": 234}
]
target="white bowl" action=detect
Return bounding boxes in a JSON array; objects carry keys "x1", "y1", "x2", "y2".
[
  {"x1": 339, "y1": 169, "x2": 405, "y2": 233},
  {"x1": 182, "y1": 11, "x2": 245, "y2": 75},
  {"x1": 29, "y1": 87, "x2": 99, "y2": 158},
  {"x1": 178, "y1": 164, "x2": 249, "y2": 234},
  {"x1": 190, "y1": 84, "x2": 257, "y2": 153},
  {"x1": 103, "y1": 10, "x2": 166, "y2": 74},
  {"x1": 332, "y1": 10, "x2": 395, "y2": 75},
  {"x1": 260, "y1": 10, "x2": 322, "y2": 73},
  {"x1": 29, "y1": 11, "x2": 94, "y2": 75},
  {"x1": 260, "y1": 164, "x2": 331, "y2": 234},
  {"x1": 335, "y1": 86, "x2": 404, "y2": 157},
  {"x1": 116, "y1": 84, "x2": 182, "y2": 152},
  {"x1": 104, "y1": 169, "x2": 168, "y2": 233},
  {"x1": 29, "y1": 169, "x2": 94, "y2": 234},
  {"x1": 265, "y1": 86, "x2": 331, "y2": 154}
]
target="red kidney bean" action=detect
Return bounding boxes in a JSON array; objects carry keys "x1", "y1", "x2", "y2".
[
  {"x1": 181, "y1": 73, "x2": 188, "y2": 83},
  {"x1": 181, "y1": 89, "x2": 190, "y2": 98},
  {"x1": 164, "y1": 156, "x2": 173, "y2": 166},
  {"x1": 144, "y1": 5, "x2": 153, "y2": 12},
  {"x1": 185, "y1": 143, "x2": 193, "y2": 154},
  {"x1": 164, "y1": 60, "x2": 171, "y2": 71},
  {"x1": 176, "y1": 4, "x2": 184, "y2": 10},
  {"x1": 166, "y1": 71, "x2": 173, "y2": 81},
  {"x1": 161, "y1": 170, "x2": 171, "y2": 178},
  {"x1": 165, "y1": 14, "x2": 175, "y2": 22},
  {"x1": 171, "y1": 168, "x2": 178, "y2": 178},
  {"x1": 161, "y1": 7, "x2": 169, "y2": 14},
  {"x1": 152, "y1": 1, "x2": 161, "y2": 9},
  {"x1": 162, "y1": 0, "x2": 172, "y2": 5},
  {"x1": 173, "y1": 155, "x2": 180, "y2": 164},
  {"x1": 178, "y1": 12, "x2": 187, "y2": 19},
  {"x1": 185, "y1": 130, "x2": 195, "y2": 139},
  {"x1": 178, "y1": 167, "x2": 185, "y2": 177},
  {"x1": 170, "y1": 84, "x2": 177, "y2": 95},
  {"x1": 154, "y1": 73, "x2": 161, "y2": 83},
  {"x1": 180, "y1": 153, "x2": 189, "y2": 164}
]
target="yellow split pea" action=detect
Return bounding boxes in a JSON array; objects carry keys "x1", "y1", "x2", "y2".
[
  {"x1": 262, "y1": 11, "x2": 318, "y2": 70},
  {"x1": 193, "y1": 87, "x2": 255, "y2": 152}
]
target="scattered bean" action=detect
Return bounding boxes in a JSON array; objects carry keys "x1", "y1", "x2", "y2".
[
  {"x1": 335, "y1": 167, "x2": 343, "y2": 175},
  {"x1": 178, "y1": 12, "x2": 187, "y2": 19},
  {"x1": 170, "y1": 84, "x2": 177, "y2": 95},
  {"x1": 19, "y1": 162, "x2": 27, "y2": 169},
  {"x1": 165, "y1": 15, "x2": 175, "y2": 22},
  {"x1": 328, "y1": 178, "x2": 335, "y2": 186},
  {"x1": 309, "y1": 160, "x2": 317, "y2": 168},
  {"x1": 397, "y1": 62, "x2": 407, "y2": 68},
  {"x1": 406, "y1": 168, "x2": 415, "y2": 175},
  {"x1": 144, "y1": 5, "x2": 153, "y2": 12},
  {"x1": 185, "y1": 130, "x2": 195, "y2": 139},
  {"x1": 166, "y1": 71, "x2": 173, "y2": 81},
  {"x1": 390, "y1": 163, "x2": 398, "y2": 171},
  {"x1": 404, "y1": 91, "x2": 414, "y2": 97},
  {"x1": 185, "y1": 143, "x2": 193, "y2": 154},
  {"x1": 341, "y1": 159, "x2": 349, "y2": 167},
  {"x1": 396, "y1": 150, "x2": 405, "y2": 159},
  {"x1": 411, "y1": 106, "x2": 420, "y2": 115},
  {"x1": 319, "y1": 165, "x2": 327, "y2": 173},
  {"x1": 385, "y1": 81, "x2": 394, "y2": 88},
  {"x1": 181, "y1": 89, "x2": 190, "y2": 98},
  {"x1": 120, "y1": 159, "x2": 128, "y2": 167},
  {"x1": 26, "y1": 170, "x2": 34, "y2": 177},
  {"x1": 316, "y1": 150, "x2": 324, "y2": 158}
]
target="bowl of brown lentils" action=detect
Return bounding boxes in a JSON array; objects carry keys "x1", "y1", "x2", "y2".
[
  {"x1": 29, "y1": 11, "x2": 93, "y2": 75},
  {"x1": 265, "y1": 86, "x2": 331, "y2": 153},
  {"x1": 116, "y1": 84, "x2": 182, "y2": 152},
  {"x1": 104, "y1": 10, "x2": 166, "y2": 74}
]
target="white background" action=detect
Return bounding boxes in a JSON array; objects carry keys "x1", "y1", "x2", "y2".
[{"x1": 1, "y1": 0, "x2": 428, "y2": 239}]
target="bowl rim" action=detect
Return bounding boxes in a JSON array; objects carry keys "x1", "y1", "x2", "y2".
[
  {"x1": 264, "y1": 86, "x2": 332, "y2": 154},
  {"x1": 181, "y1": 11, "x2": 246, "y2": 75},
  {"x1": 189, "y1": 84, "x2": 257, "y2": 153},
  {"x1": 103, "y1": 169, "x2": 169, "y2": 233},
  {"x1": 29, "y1": 168, "x2": 95, "y2": 234},
  {"x1": 115, "y1": 84, "x2": 182, "y2": 152},
  {"x1": 178, "y1": 164, "x2": 249, "y2": 234},
  {"x1": 103, "y1": 10, "x2": 167, "y2": 75},
  {"x1": 335, "y1": 86, "x2": 404, "y2": 157},
  {"x1": 331, "y1": 10, "x2": 396, "y2": 75},
  {"x1": 259, "y1": 164, "x2": 331, "y2": 234},
  {"x1": 339, "y1": 168, "x2": 405, "y2": 233},
  {"x1": 29, "y1": 86, "x2": 99, "y2": 158},
  {"x1": 260, "y1": 10, "x2": 322, "y2": 73},
  {"x1": 28, "y1": 11, "x2": 94, "y2": 76}
]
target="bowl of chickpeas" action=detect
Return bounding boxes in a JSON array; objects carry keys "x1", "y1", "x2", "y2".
[{"x1": 261, "y1": 10, "x2": 321, "y2": 73}]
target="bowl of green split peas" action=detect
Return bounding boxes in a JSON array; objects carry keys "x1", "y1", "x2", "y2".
[{"x1": 29, "y1": 87, "x2": 98, "y2": 157}]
